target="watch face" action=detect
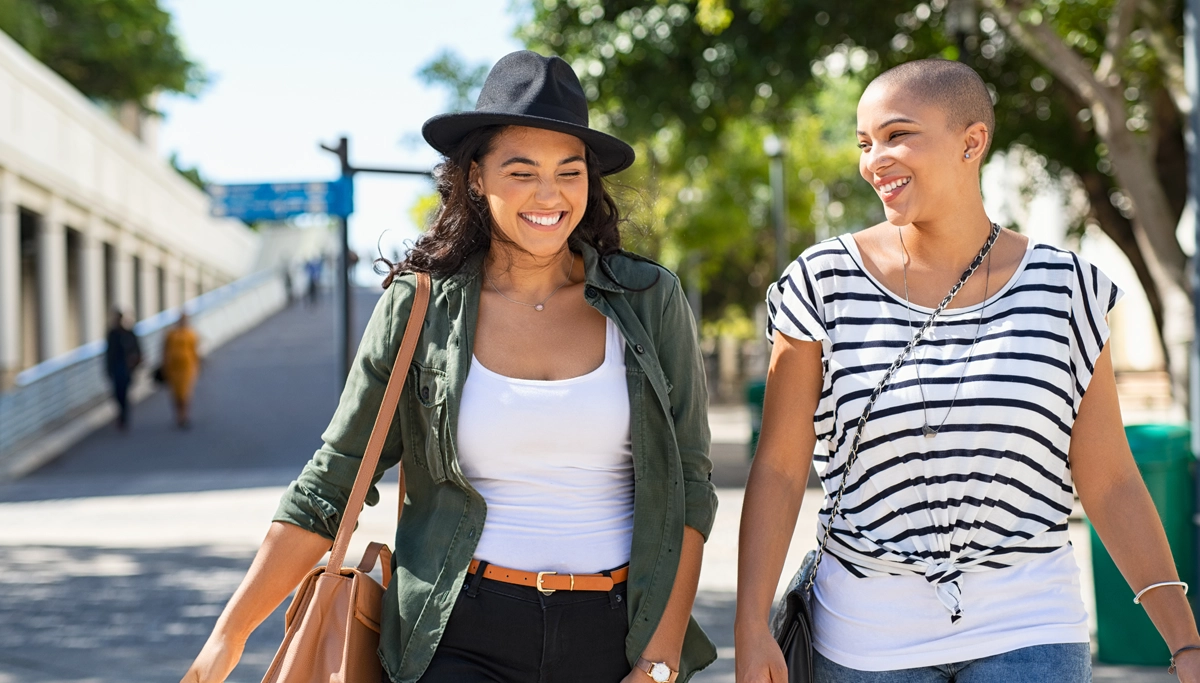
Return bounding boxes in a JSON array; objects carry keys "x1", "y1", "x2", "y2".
[{"x1": 650, "y1": 662, "x2": 671, "y2": 682}]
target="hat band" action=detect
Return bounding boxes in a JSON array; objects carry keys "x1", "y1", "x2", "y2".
[{"x1": 476, "y1": 101, "x2": 588, "y2": 128}]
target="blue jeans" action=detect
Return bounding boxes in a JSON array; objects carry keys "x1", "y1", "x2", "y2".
[{"x1": 814, "y1": 643, "x2": 1091, "y2": 683}]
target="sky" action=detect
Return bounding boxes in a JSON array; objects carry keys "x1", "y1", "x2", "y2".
[{"x1": 155, "y1": 0, "x2": 524, "y2": 283}]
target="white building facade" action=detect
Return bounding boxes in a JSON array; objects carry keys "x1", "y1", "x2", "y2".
[{"x1": 0, "y1": 30, "x2": 258, "y2": 388}]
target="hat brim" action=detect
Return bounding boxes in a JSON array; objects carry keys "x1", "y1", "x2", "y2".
[{"x1": 422, "y1": 111, "x2": 636, "y2": 176}]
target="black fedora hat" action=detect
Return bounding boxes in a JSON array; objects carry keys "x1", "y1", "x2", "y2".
[{"x1": 422, "y1": 51, "x2": 635, "y2": 176}]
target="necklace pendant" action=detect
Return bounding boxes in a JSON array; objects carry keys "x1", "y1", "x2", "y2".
[
  {"x1": 922, "y1": 424, "x2": 937, "y2": 438},
  {"x1": 534, "y1": 304, "x2": 544, "y2": 311}
]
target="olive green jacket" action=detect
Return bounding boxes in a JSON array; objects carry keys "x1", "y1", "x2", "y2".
[{"x1": 273, "y1": 242, "x2": 719, "y2": 683}]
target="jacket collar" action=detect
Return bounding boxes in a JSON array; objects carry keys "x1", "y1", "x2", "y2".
[{"x1": 440, "y1": 240, "x2": 625, "y2": 293}]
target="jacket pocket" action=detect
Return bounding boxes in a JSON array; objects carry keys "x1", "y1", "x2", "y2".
[{"x1": 407, "y1": 363, "x2": 449, "y2": 483}]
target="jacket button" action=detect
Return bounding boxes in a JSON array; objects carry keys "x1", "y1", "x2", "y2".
[
  {"x1": 421, "y1": 386, "x2": 430, "y2": 400},
  {"x1": 585, "y1": 286, "x2": 598, "y2": 298},
  {"x1": 634, "y1": 344, "x2": 645, "y2": 354}
]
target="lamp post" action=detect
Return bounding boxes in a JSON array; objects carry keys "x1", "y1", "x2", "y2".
[
  {"x1": 763, "y1": 134, "x2": 788, "y2": 277},
  {"x1": 318, "y1": 136, "x2": 432, "y2": 388}
]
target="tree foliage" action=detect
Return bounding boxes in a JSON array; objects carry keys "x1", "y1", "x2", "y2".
[
  {"x1": 418, "y1": 49, "x2": 490, "y2": 112},
  {"x1": 518, "y1": 0, "x2": 1191, "y2": 393},
  {"x1": 0, "y1": 0, "x2": 203, "y2": 107}
]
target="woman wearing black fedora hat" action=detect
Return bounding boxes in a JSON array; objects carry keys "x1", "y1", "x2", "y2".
[{"x1": 182, "y1": 51, "x2": 718, "y2": 683}]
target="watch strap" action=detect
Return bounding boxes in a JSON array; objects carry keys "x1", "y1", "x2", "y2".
[{"x1": 635, "y1": 657, "x2": 678, "y2": 683}]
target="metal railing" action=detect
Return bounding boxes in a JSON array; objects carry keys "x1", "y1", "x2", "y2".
[{"x1": 0, "y1": 270, "x2": 287, "y2": 462}]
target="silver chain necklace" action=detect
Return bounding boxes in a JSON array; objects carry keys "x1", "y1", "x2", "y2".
[
  {"x1": 899, "y1": 223, "x2": 999, "y2": 438},
  {"x1": 485, "y1": 253, "x2": 575, "y2": 312}
]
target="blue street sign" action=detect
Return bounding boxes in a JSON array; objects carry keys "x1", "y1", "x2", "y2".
[{"x1": 208, "y1": 178, "x2": 353, "y2": 221}]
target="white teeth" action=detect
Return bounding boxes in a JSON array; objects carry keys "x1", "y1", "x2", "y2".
[
  {"x1": 880, "y1": 178, "x2": 911, "y2": 193},
  {"x1": 522, "y1": 212, "x2": 562, "y2": 226}
]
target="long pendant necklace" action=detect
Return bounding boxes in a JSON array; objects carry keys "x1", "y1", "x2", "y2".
[
  {"x1": 486, "y1": 252, "x2": 575, "y2": 312},
  {"x1": 899, "y1": 223, "x2": 999, "y2": 438}
]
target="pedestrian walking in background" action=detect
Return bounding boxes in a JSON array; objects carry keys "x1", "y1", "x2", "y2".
[
  {"x1": 183, "y1": 50, "x2": 717, "y2": 683},
  {"x1": 162, "y1": 313, "x2": 201, "y2": 429},
  {"x1": 304, "y1": 257, "x2": 322, "y2": 307},
  {"x1": 104, "y1": 309, "x2": 141, "y2": 431},
  {"x1": 736, "y1": 59, "x2": 1200, "y2": 683}
]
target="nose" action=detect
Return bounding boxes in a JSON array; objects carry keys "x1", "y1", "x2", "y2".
[
  {"x1": 535, "y1": 175, "x2": 560, "y2": 203},
  {"x1": 861, "y1": 144, "x2": 890, "y2": 178}
]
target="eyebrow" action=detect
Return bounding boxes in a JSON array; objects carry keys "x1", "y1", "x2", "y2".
[
  {"x1": 856, "y1": 117, "x2": 919, "y2": 136},
  {"x1": 499, "y1": 155, "x2": 587, "y2": 168}
]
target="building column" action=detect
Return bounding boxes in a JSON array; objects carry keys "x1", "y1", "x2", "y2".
[
  {"x1": 113, "y1": 235, "x2": 135, "y2": 320},
  {"x1": 162, "y1": 253, "x2": 182, "y2": 311},
  {"x1": 0, "y1": 170, "x2": 19, "y2": 386},
  {"x1": 37, "y1": 196, "x2": 68, "y2": 360},
  {"x1": 79, "y1": 213, "x2": 107, "y2": 343},
  {"x1": 138, "y1": 247, "x2": 157, "y2": 321}
]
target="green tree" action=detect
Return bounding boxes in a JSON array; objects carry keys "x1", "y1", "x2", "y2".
[
  {"x1": 0, "y1": 0, "x2": 204, "y2": 109},
  {"x1": 519, "y1": 0, "x2": 1191, "y2": 404},
  {"x1": 418, "y1": 49, "x2": 490, "y2": 112}
]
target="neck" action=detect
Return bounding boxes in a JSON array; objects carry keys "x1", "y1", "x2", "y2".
[
  {"x1": 484, "y1": 243, "x2": 576, "y2": 296},
  {"x1": 900, "y1": 195, "x2": 992, "y2": 269}
]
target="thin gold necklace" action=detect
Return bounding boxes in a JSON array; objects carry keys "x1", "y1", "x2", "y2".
[
  {"x1": 485, "y1": 253, "x2": 575, "y2": 312},
  {"x1": 899, "y1": 223, "x2": 999, "y2": 438}
]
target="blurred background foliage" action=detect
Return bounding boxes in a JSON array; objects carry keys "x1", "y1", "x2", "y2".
[
  {"x1": 419, "y1": 0, "x2": 1186, "y2": 357},
  {"x1": 0, "y1": 0, "x2": 204, "y2": 109}
]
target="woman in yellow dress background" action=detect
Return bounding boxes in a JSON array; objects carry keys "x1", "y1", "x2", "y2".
[{"x1": 163, "y1": 313, "x2": 201, "y2": 429}]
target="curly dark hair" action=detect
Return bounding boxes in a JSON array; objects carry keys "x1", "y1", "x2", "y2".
[{"x1": 382, "y1": 125, "x2": 626, "y2": 288}]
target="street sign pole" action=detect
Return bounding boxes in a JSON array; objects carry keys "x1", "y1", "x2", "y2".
[
  {"x1": 318, "y1": 136, "x2": 432, "y2": 390},
  {"x1": 319, "y1": 137, "x2": 354, "y2": 390},
  {"x1": 1185, "y1": 0, "x2": 1200, "y2": 609}
]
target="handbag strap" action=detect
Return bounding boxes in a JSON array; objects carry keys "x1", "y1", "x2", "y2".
[
  {"x1": 803, "y1": 225, "x2": 999, "y2": 592},
  {"x1": 326, "y1": 272, "x2": 431, "y2": 575}
]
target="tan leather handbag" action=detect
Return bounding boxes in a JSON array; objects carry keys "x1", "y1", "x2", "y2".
[{"x1": 262, "y1": 272, "x2": 430, "y2": 683}]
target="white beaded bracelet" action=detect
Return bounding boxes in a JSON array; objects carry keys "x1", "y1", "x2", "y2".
[{"x1": 1133, "y1": 581, "x2": 1189, "y2": 605}]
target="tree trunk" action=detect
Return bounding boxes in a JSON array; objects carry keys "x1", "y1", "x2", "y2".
[{"x1": 989, "y1": 0, "x2": 1193, "y2": 407}]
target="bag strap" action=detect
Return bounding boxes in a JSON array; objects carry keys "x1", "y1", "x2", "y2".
[
  {"x1": 803, "y1": 225, "x2": 999, "y2": 592},
  {"x1": 326, "y1": 272, "x2": 431, "y2": 575}
]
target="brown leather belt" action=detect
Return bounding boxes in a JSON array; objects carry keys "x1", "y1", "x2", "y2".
[{"x1": 467, "y1": 560, "x2": 629, "y2": 595}]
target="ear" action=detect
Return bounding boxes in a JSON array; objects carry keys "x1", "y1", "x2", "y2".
[
  {"x1": 468, "y1": 161, "x2": 483, "y2": 195},
  {"x1": 963, "y1": 122, "x2": 989, "y2": 162}
]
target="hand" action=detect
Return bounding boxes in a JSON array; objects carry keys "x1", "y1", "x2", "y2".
[
  {"x1": 735, "y1": 626, "x2": 788, "y2": 683},
  {"x1": 620, "y1": 670, "x2": 642, "y2": 683},
  {"x1": 180, "y1": 631, "x2": 245, "y2": 683},
  {"x1": 1176, "y1": 648, "x2": 1200, "y2": 682}
]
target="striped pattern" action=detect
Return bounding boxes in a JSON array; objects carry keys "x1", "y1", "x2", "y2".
[{"x1": 766, "y1": 235, "x2": 1121, "y2": 620}]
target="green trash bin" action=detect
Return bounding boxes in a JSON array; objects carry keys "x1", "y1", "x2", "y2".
[
  {"x1": 746, "y1": 378, "x2": 767, "y2": 459},
  {"x1": 1090, "y1": 424, "x2": 1194, "y2": 665}
]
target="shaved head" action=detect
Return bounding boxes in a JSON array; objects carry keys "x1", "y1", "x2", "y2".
[{"x1": 869, "y1": 59, "x2": 995, "y2": 156}]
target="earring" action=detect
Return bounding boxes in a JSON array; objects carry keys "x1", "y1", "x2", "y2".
[{"x1": 965, "y1": 153, "x2": 971, "y2": 159}]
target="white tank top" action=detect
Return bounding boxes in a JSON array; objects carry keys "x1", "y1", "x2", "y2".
[{"x1": 457, "y1": 317, "x2": 634, "y2": 574}]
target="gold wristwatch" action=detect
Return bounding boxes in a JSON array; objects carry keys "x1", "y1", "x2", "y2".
[{"x1": 636, "y1": 657, "x2": 678, "y2": 683}]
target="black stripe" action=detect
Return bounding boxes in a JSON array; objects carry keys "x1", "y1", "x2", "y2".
[
  {"x1": 856, "y1": 494, "x2": 1062, "y2": 534},
  {"x1": 835, "y1": 446, "x2": 1073, "y2": 502},
  {"x1": 831, "y1": 469, "x2": 1074, "y2": 520},
  {"x1": 830, "y1": 351, "x2": 1071, "y2": 385},
  {"x1": 831, "y1": 327, "x2": 1070, "y2": 353}
]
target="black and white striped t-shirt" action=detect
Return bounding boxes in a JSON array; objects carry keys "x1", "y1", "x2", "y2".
[{"x1": 766, "y1": 234, "x2": 1122, "y2": 620}]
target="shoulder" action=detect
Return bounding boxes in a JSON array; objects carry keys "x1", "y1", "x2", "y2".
[{"x1": 602, "y1": 250, "x2": 681, "y2": 296}]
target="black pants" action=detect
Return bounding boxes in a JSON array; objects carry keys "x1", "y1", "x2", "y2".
[
  {"x1": 413, "y1": 569, "x2": 630, "y2": 683},
  {"x1": 111, "y1": 378, "x2": 130, "y2": 428}
]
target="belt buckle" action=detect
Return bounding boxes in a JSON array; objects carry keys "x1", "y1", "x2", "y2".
[{"x1": 536, "y1": 571, "x2": 557, "y2": 595}]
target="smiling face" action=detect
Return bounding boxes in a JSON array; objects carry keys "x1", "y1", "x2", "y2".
[
  {"x1": 856, "y1": 81, "x2": 988, "y2": 226},
  {"x1": 470, "y1": 126, "x2": 589, "y2": 259}
]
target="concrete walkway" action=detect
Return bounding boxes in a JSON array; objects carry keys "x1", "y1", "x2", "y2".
[{"x1": 0, "y1": 290, "x2": 1178, "y2": 682}]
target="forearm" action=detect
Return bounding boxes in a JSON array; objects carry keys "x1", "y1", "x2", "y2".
[
  {"x1": 1083, "y1": 475, "x2": 1199, "y2": 651},
  {"x1": 734, "y1": 454, "x2": 808, "y2": 634},
  {"x1": 211, "y1": 521, "x2": 332, "y2": 642},
  {"x1": 638, "y1": 525, "x2": 704, "y2": 669}
]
